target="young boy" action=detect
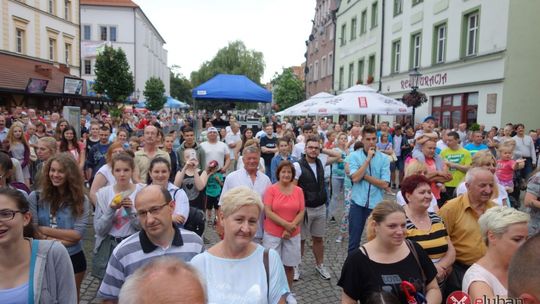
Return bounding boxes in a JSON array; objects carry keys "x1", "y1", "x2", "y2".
[
  {"x1": 205, "y1": 160, "x2": 224, "y2": 224},
  {"x1": 270, "y1": 137, "x2": 297, "y2": 183},
  {"x1": 412, "y1": 116, "x2": 444, "y2": 170}
]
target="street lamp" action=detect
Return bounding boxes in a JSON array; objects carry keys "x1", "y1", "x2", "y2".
[{"x1": 403, "y1": 68, "x2": 427, "y2": 125}]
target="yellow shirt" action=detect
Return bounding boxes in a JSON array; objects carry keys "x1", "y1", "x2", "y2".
[
  {"x1": 134, "y1": 148, "x2": 171, "y2": 182},
  {"x1": 437, "y1": 194, "x2": 496, "y2": 266}
]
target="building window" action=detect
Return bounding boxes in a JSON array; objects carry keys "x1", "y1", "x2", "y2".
[
  {"x1": 328, "y1": 52, "x2": 333, "y2": 75},
  {"x1": 434, "y1": 23, "x2": 446, "y2": 63},
  {"x1": 432, "y1": 92, "x2": 478, "y2": 128},
  {"x1": 411, "y1": 33, "x2": 421, "y2": 68},
  {"x1": 84, "y1": 60, "x2": 91, "y2": 75},
  {"x1": 110, "y1": 26, "x2": 117, "y2": 42},
  {"x1": 357, "y1": 59, "x2": 364, "y2": 84},
  {"x1": 48, "y1": 38, "x2": 56, "y2": 61},
  {"x1": 368, "y1": 55, "x2": 375, "y2": 79},
  {"x1": 360, "y1": 10, "x2": 367, "y2": 34},
  {"x1": 465, "y1": 11, "x2": 479, "y2": 56},
  {"x1": 321, "y1": 56, "x2": 327, "y2": 77},
  {"x1": 314, "y1": 61, "x2": 319, "y2": 81},
  {"x1": 348, "y1": 62, "x2": 354, "y2": 87},
  {"x1": 412, "y1": 0, "x2": 423, "y2": 6},
  {"x1": 65, "y1": 43, "x2": 71, "y2": 64},
  {"x1": 15, "y1": 28, "x2": 25, "y2": 54},
  {"x1": 350, "y1": 17, "x2": 357, "y2": 41},
  {"x1": 371, "y1": 2, "x2": 378, "y2": 29},
  {"x1": 48, "y1": 0, "x2": 55, "y2": 14},
  {"x1": 64, "y1": 0, "x2": 71, "y2": 21},
  {"x1": 394, "y1": 0, "x2": 402, "y2": 16},
  {"x1": 100, "y1": 26, "x2": 107, "y2": 41},
  {"x1": 340, "y1": 23, "x2": 347, "y2": 46},
  {"x1": 392, "y1": 40, "x2": 401, "y2": 73},
  {"x1": 338, "y1": 66, "x2": 344, "y2": 91},
  {"x1": 83, "y1": 25, "x2": 91, "y2": 41}
]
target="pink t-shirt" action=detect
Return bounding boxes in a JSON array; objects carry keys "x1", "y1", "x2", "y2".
[
  {"x1": 496, "y1": 159, "x2": 516, "y2": 183},
  {"x1": 263, "y1": 184, "x2": 305, "y2": 237}
]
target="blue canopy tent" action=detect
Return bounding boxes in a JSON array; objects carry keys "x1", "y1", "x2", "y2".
[
  {"x1": 192, "y1": 74, "x2": 272, "y2": 103},
  {"x1": 165, "y1": 96, "x2": 189, "y2": 109}
]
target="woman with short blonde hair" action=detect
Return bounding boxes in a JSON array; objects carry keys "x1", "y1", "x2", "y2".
[{"x1": 463, "y1": 206, "x2": 529, "y2": 301}]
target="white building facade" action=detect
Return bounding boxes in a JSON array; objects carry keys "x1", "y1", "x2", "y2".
[
  {"x1": 380, "y1": 0, "x2": 540, "y2": 128},
  {"x1": 1, "y1": 0, "x2": 81, "y2": 75},
  {"x1": 80, "y1": 0, "x2": 169, "y2": 99}
]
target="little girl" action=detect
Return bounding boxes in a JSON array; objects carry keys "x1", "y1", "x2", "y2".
[
  {"x1": 6, "y1": 122, "x2": 31, "y2": 187},
  {"x1": 496, "y1": 140, "x2": 524, "y2": 193}
]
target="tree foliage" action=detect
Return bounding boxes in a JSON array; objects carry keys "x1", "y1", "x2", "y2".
[
  {"x1": 271, "y1": 68, "x2": 305, "y2": 110},
  {"x1": 170, "y1": 65, "x2": 193, "y2": 105},
  {"x1": 93, "y1": 46, "x2": 134, "y2": 102},
  {"x1": 190, "y1": 40, "x2": 265, "y2": 86},
  {"x1": 143, "y1": 77, "x2": 166, "y2": 111}
]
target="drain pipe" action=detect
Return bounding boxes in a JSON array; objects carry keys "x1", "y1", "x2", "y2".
[{"x1": 378, "y1": 0, "x2": 385, "y2": 93}]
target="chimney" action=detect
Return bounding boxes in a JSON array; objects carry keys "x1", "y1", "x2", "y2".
[{"x1": 34, "y1": 65, "x2": 52, "y2": 78}]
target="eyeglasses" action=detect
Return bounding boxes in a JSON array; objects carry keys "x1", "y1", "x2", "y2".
[
  {"x1": 0, "y1": 209, "x2": 27, "y2": 222},
  {"x1": 135, "y1": 201, "x2": 170, "y2": 218},
  {"x1": 306, "y1": 146, "x2": 320, "y2": 150}
]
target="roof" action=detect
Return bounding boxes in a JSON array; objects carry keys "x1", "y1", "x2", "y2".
[
  {"x1": 192, "y1": 74, "x2": 272, "y2": 103},
  {"x1": 0, "y1": 51, "x2": 84, "y2": 94},
  {"x1": 80, "y1": 0, "x2": 138, "y2": 8}
]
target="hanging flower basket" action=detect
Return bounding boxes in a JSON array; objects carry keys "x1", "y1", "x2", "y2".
[{"x1": 402, "y1": 91, "x2": 427, "y2": 108}]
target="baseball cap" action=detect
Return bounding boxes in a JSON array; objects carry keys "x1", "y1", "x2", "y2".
[
  {"x1": 423, "y1": 115, "x2": 436, "y2": 122},
  {"x1": 208, "y1": 160, "x2": 218, "y2": 168},
  {"x1": 207, "y1": 127, "x2": 218, "y2": 133}
]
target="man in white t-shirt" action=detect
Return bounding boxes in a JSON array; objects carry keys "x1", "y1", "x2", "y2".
[
  {"x1": 200, "y1": 127, "x2": 230, "y2": 173},
  {"x1": 224, "y1": 122, "x2": 242, "y2": 171}
]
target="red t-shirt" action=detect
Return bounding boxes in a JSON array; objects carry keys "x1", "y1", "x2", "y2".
[{"x1": 263, "y1": 184, "x2": 305, "y2": 237}]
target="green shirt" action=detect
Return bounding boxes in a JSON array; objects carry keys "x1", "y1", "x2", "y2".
[
  {"x1": 206, "y1": 172, "x2": 224, "y2": 197},
  {"x1": 440, "y1": 147, "x2": 472, "y2": 187}
]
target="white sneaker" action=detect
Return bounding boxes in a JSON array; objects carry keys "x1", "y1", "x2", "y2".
[
  {"x1": 293, "y1": 265, "x2": 300, "y2": 281},
  {"x1": 286, "y1": 293, "x2": 298, "y2": 304},
  {"x1": 315, "y1": 264, "x2": 331, "y2": 280},
  {"x1": 336, "y1": 235, "x2": 343, "y2": 243}
]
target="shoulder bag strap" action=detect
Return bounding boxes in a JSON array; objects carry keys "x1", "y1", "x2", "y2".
[
  {"x1": 263, "y1": 248, "x2": 270, "y2": 300},
  {"x1": 27, "y1": 239, "x2": 39, "y2": 304},
  {"x1": 406, "y1": 239, "x2": 427, "y2": 285}
]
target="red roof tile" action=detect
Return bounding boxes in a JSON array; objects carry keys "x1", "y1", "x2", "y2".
[
  {"x1": 0, "y1": 52, "x2": 84, "y2": 94},
  {"x1": 80, "y1": 0, "x2": 138, "y2": 8}
]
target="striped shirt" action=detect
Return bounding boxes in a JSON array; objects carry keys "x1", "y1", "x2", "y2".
[
  {"x1": 97, "y1": 225, "x2": 204, "y2": 300},
  {"x1": 406, "y1": 212, "x2": 449, "y2": 261}
]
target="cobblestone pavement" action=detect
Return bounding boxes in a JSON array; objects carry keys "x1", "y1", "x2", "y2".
[{"x1": 79, "y1": 198, "x2": 379, "y2": 303}]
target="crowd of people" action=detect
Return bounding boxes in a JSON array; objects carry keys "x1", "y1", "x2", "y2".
[{"x1": 0, "y1": 105, "x2": 539, "y2": 304}]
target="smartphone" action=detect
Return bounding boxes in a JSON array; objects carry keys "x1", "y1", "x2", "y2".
[{"x1": 189, "y1": 150, "x2": 197, "y2": 160}]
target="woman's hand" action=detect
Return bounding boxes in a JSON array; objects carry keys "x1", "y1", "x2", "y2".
[
  {"x1": 282, "y1": 230, "x2": 291, "y2": 240},
  {"x1": 284, "y1": 222, "x2": 296, "y2": 234},
  {"x1": 172, "y1": 214, "x2": 186, "y2": 224},
  {"x1": 435, "y1": 264, "x2": 448, "y2": 282}
]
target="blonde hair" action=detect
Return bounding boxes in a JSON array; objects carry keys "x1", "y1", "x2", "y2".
[
  {"x1": 497, "y1": 140, "x2": 516, "y2": 155},
  {"x1": 479, "y1": 206, "x2": 530, "y2": 245},
  {"x1": 220, "y1": 186, "x2": 263, "y2": 218},
  {"x1": 471, "y1": 150, "x2": 496, "y2": 167},
  {"x1": 366, "y1": 200, "x2": 405, "y2": 241},
  {"x1": 404, "y1": 161, "x2": 428, "y2": 177}
]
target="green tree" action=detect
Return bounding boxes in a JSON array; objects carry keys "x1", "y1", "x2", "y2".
[
  {"x1": 271, "y1": 68, "x2": 305, "y2": 110},
  {"x1": 93, "y1": 46, "x2": 134, "y2": 102},
  {"x1": 170, "y1": 65, "x2": 193, "y2": 105},
  {"x1": 143, "y1": 77, "x2": 166, "y2": 111},
  {"x1": 190, "y1": 40, "x2": 265, "y2": 86}
]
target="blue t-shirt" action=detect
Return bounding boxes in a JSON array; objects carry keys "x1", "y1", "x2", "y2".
[{"x1": 464, "y1": 143, "x2": 488, "y2": 156}]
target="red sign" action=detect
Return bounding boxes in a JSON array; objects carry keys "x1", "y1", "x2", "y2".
[
  {"x1": 358, "y1": 97, "x2": 368, "y2": 108},
  {"x1": 446, "y1": 291, "x2": 471, "y2": 304}
]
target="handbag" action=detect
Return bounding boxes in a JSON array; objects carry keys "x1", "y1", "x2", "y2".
[
  {"x1": 92, "y1": 235, "x2": 121, "y2": 279},
  {"x1": 184, "y1": 207, "x2": 206, "y2": 236}
]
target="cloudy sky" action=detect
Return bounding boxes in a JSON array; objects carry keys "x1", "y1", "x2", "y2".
[{"x1": 135, "y1": 0, "x2": 315, "y2": 83}]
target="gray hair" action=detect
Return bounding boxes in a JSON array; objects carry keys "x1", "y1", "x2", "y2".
[
  {"x1": 118, "y1": 256, "x2": 207, "y2": 304},
  {"x1": 242, "y1": 145, "x2": 260, "y2": 155},
  {"x1": 465, "y1": 167, "x2": 492, "y2": 184},
  {"x1": 478, "y1": 206, "x2": 530, "y2": 245},
  {"x1": 220, "y1": 186, "x2": 263, "y2": 218}
]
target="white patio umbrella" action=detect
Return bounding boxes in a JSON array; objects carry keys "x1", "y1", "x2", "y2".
[
  {"x1": 276, "y1": 92, "x2": 335, "y2": 116},
  {"x1": 315, "y1": 85, "x2": 411, "y2": 115}
]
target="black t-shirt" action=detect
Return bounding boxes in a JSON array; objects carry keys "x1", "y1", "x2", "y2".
[
  {"x1": 338, "y1": 241, "x2": 437, "y2": 304},
  {"x1": 259, "y1": 135, "x2": 277, "y2": 167}
]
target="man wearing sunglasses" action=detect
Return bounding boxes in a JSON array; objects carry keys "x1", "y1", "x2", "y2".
[{"x1": 98, "y1": 185, "x2": 204, "y2": 303}]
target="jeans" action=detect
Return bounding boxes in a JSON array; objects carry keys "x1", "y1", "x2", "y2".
[
  {"x1": 329, "y1": 177, "x2": 344, "y2": 219},
  {"x1": 348, "y1": 203, "x2": 372, "y2": 253}
]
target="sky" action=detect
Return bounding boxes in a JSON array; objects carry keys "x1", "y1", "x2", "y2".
[{"x1": 135, "y1": 0, "x2": 315, "y2": 83}]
